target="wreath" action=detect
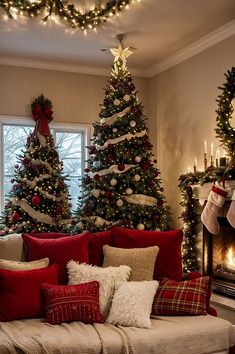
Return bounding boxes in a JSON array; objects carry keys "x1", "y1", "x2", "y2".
[{"x1": 215, "y1": 67, "x2": 235, "y2": 165}]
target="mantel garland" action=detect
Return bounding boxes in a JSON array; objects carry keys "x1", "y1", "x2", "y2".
[{"x1": 0, "y1": 0, "x2": 135, "y2": 31}]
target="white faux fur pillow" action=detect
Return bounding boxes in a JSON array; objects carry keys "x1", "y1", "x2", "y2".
[
  {"x1": 107, "y1": 281, "x2": 159, "y2": 328},
  {"x1": 67, "y1": 261, "x2": 131, "y2": 318}
]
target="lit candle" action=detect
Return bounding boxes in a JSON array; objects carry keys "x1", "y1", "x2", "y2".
[
  {"x1": 211, "y1": 142, "x2": 214, "y2": 157},
  {"x1": 193, "y1": 157, "x2": 197, "y2": 173},
  {"x1": 204, "y1": 140, "x2": 207, "y2": 154}
]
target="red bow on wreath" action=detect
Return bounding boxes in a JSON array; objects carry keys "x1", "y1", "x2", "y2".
[{"x1": 32, "y1": 105, "x2": 53, "y2": 136}]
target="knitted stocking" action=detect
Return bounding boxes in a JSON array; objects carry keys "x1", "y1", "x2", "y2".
[
  {"x1": 201, "y1": 183, "x2": 228, "y2": 235},
  {"x1": 227, "y1": 189, "x2": 235, "y2": 228}
]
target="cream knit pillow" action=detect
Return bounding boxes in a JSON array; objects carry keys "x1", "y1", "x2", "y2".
[
  {"x1": 0, "y1": 257, "x2": 49, "y2": 270},
  {"x1": 107, "y1": 280, "x2": 159, "y2": 328},
  {"x1": 67, "y1": 261, "x2": 131, "y2": 318},
  {"x1": 102, "y1": 245, "x2": 159, "y2": 281}
]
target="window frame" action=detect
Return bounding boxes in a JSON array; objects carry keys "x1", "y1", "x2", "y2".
[{"x1": 0, "y1": 115, "x2": 92, "y2": 213}]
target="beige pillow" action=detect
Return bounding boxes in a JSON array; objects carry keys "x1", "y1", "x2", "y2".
[
  {"x1": 0, "y1": 257, "x2": 49, "y2": 270},
  {"x1": 102, "y1": 245, "x2": 159, "y2": 281},
  {"x1": 0, "y1": 234, "x2": 24, "y2": 261}
]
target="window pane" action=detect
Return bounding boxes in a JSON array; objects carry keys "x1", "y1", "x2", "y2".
[{"x1": 69, "y1": 177, "x2": 82, "y2": 211}]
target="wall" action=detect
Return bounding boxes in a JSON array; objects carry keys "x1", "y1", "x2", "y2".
[
  {"x1": 0, "y1": 65, "x2": 147, "y2": 125},
  {"x1": 148, "y1": 35, "x2": 235, "y2": 227}
]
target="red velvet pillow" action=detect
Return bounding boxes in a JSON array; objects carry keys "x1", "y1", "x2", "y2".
[
  {"x1": 88, "y1": 231, "x2": 112, "y2": 266},
  {"x1": 22, "y1": 233, "x2": 89, "y2": 284},
  {"x1": 22, "y1": 232, "x2": 69, "y2": 239},
  {"x1": 111, "y1": 227, "x2": 183, "y2": 281},
  {"x1": 42, "y1": 281, "x2": 105, "y2": 325},
  {"x1": 0, "y1": 264, "x2": 58, "y2": 321},
  {"x1": 152, "y1": 276, "x2": 209, "y2": 316}
]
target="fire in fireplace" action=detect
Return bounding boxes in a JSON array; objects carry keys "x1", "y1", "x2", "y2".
[{"x1": 203, "y1": 217, "x2": 235, "y2": 298}]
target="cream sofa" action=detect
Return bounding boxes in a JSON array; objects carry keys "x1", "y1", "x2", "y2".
[{"x1": 0, "y1": 233, "x2": 234, "y2": 354}]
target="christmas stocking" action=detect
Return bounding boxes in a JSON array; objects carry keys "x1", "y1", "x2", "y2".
[
  {"x1": 227, "y1": 189, "x2": 235, "y2": 228},
  {"x1": 201, "y1": 182, "x2": 228, "y2": 235}
]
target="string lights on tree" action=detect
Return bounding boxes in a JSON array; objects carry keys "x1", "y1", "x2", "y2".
[{"x1": 0, "y1": 0, "x2": 139, "y2": 31}]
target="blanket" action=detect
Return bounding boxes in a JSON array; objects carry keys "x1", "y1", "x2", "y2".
[{"x1": 0, "y1": 315, "x2": 234, "y2": 354}]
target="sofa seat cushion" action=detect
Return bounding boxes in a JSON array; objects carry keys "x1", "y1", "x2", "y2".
[
  {"x1": 111, "y1": 227, "x2": 183, "y2": 281},
  {"x1": 0, "y1": 315, "x2": 234, "y2": 354}
]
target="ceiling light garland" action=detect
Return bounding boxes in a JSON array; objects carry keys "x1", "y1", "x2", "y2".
[{"x1": 0, "y1": 0, "x2": 137, "y2": 31}]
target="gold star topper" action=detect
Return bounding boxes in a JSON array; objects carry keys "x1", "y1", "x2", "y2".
[{"x1": 110, "y1": 44, "x2": 134, "y2": 63}]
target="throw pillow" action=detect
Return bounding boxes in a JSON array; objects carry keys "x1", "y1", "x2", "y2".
[
  {"x1": 0, "y1": 233, "x2": 23, "y2": 261},
  {"x1": 0, "y1": 257, "x2": 49, "y2": 270},
  {"x1": 67, "y1": 261, "x2": 131, "y2": 318},
  {"x1": 0, "y1": 264, "x2": 58, "y2": 321},
  {"x1": 88, "y1": 231, "x2": 112, "y2": 266},
  {"x1": 102, "y1": 245, "x2": 159, "y2": 281},
  {"x1": 22, "y1": 233, "x2": 89, "y2": 284},
  {"x1": 42, "y1": 281, "x2": 104, "y2": 325},
  {"x1": 107, "y1": 281, "x2": 158, "y2": 328},
  {"x1": 152, "y1": 276, "x2": 209, "y2": 316},
  {"x1": 22, "y1": 232, "x2": 69, "y2": 239},
  {"x1": 111, "y1": 227, "x2": 183, "y2": 280}
]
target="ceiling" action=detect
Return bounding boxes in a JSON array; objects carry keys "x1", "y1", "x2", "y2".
[{"x1": 0, "y1": 0, "x2": 235, "y2": 77}]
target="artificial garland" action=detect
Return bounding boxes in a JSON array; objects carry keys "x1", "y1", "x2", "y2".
[
  {"x1": 0, "y1": 0, "x2": 134, "y2": 31},
  {"x1": 215, "y1": 67, "x2": 235, "y2": 165}
]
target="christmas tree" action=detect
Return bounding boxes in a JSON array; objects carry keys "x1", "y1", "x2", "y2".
[
  {"x1": 76, "y1": 43, "x2": 170, "y2": 232},
  {"x1": 2, "y1": 94, "x2": 71, "y2": 233}
]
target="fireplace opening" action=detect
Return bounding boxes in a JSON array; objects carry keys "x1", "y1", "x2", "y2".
[{"x1": 203, "y1": 217, "x2": 235, "y2": 299}]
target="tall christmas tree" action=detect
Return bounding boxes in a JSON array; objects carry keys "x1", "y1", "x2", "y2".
[
  {"x1": 76, "y1": 42, "x2": 170, "y2": 232},
  {"x1": 2, "y1": 94, "x2": 71, "y2": 233}
]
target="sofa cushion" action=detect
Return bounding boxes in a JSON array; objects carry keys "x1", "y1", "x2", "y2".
[
  {"x1": 152, "y1": 276, "x2": 209, "y2": 316},
  {"x1": 107, "y1": 280, "x2": 158, "y2": 328},
  {"x1": 42, "y1": 281, "x2": 104, "y2": 325},
  {"x1": 103, "y1": 245, "x2": 159, "y2": 281},
  {"x1": 88, "y1": 231, "x2": 112, "y2": 266},
  {"x1": 22, "y1": 233, "x2": 89, "y2": 284},
  {"x1": 0, "y1": 233, "x2": 23, "y2": 261},
  {"x1": 111, "y1": 227, "x2": 183, "y2": 280},
  {"x1": 67, "y1": 260, "x2": 130, "y2": 318},
  {"x1": 0, "y1": 257, "x2": 49, "y2": 270},
  {"x1": 22, "y1": 232, "x2": 69, "y2": 239},
  {"x1": 0, "y1": 264, "x2": 58, "y2": 321}
]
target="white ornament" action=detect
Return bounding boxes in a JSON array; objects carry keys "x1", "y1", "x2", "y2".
[
  {"x1": 125, "y1": 188, "x2": 133, "y2": 195},
  {"x1": 110, "y1": 178, "x2": 117, "y2": 186},
  {"x1": 129, "y1": 120, "x2": 136, "y2": 128},
  {"x1": 133, "y1": 174, "x2": 141, "y2": 182},
  {"x1": 123, "y1": 94, "x2": 130, "y2": 101},
  {"x1": 137, "y1": 223, "x2": 145, "y2": 231},
  {"x1": 114, "y1": 99, "x2": 120, "y2": 106},
  {"x1": 116, "y1": 199, "x2": 123, "y2": 207},
  {"x1": 135, "y1": 156, "x2": 141, "y2": 163},
  {"x1": 92, "y1": 189, "x2": 100, "y2": 198},
  {"x1": 112, "y1": 128, "x2": 118, "y2": 133}
]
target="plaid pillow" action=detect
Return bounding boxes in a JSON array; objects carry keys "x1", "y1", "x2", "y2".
[{"x1": 152, "y1": 276, "x2": 209, "y2": 316}]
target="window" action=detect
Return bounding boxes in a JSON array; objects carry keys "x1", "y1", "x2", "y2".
[{"x1": 0, "y1": 116, "x2": 91, "y2": 213}]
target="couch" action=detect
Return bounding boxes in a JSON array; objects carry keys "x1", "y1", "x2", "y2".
[{"x1": 0, "y1": 228, "x2": 234, "y2": 354}]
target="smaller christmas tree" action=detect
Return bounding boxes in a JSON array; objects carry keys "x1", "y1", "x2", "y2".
[{"x1": 2, "y1": 94, "x2": 71, "y2": 233}]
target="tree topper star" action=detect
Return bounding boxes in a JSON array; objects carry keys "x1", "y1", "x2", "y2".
[{"x1": 110, "y1": 45, "x2": 134, "y2": 63}]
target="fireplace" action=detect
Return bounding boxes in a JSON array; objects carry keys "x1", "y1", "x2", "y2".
[{"x1": 203, "y1": 217, "x2": 235, "y2": 299}]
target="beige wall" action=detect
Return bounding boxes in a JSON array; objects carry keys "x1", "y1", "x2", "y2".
[
  {"x1": 0, "y1": 65, "x2": 147, "y2": 124},
  {"x1": 148, "y1": 35, "x2": 235, "y2": 227}
]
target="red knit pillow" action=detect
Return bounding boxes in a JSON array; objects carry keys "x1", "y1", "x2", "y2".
[
  {"x1": 0, "y1": 264, "x2": 58, "y2": 321},
  {"x1": 152, "y1": 276, "x2": 209, "y2": 316},
  {"x1": 22, "y1": 233, "x2": 89, "y2": 284},
  {"x1": 42, "y1": 281, "x2": 105, "y2": 325}
]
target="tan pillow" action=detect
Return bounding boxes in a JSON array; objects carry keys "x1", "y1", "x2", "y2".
[
  {"x1": 0, "y1": 234, "x2": 24, "y2": 261},
  {"x1": 102, "y1": 245, "x2": 159, "y2": 281},
  {"x1": 0, "y1": 257, "x2": 49, "y2": 270}
]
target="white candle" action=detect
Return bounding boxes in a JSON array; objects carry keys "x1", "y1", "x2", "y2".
[
  {"x1": 194, "y1": 157, "x2": 197, "y2": 168},
  {"x1": 211, "y1": 142, "x2": 214, "y2": 157},
  {"x1": 204, "y1": 140, "x2": 207, "y2": 154},
  {"x1": 215, "y1": 149, "x2": 220, "y2": 160}
]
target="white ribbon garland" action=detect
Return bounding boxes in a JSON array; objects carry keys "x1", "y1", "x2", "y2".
[
  {"x1": 25, "y1": 174, "x2": 51, "y2": 188},
  {"x1": 123, "y1": 194, "x2": 158, "y2": 206},
  {"x1": 31, "y1": 159, "x2": 56, "y2": 173},
  {"x1": 95, "y1": 130, "x2": 147, "y2": 150},
  {"x1": 100, "y1": 107, "x2": 130, "y2": 126},
  {"x1": 89, "y1": 164, "x2": 136, "y2": 177},
  {"x1": 37, "y1": 188, "x2": 67, "y2": 201},
  {"x1": 37, "y1": 132, "x2": 47, "y2": 147},
  {"x1": 11, "y1": 197, "x2": 56, "y2": 225},
  {"x1": 88, "y1": 216, "x2": 119, "y2": 227}
]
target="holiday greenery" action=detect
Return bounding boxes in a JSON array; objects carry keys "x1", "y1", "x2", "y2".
[
  {"x1": 215, "y1": 66, "x2": 235, "y2": 165},
  {"x1": 75, "y1": 44, "x2": 171, "y2": 233},
  {"x1": 2, "y1": 94, "x2": 71, "y2": 233}
]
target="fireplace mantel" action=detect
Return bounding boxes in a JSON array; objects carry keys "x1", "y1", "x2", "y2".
[{"x1": 192, "y1": 180, "x2": 235, "y2": 201}]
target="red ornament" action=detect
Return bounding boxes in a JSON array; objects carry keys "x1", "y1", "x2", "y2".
[
  {"x1": 23, "y1": 157, "x2": 30, "y2": 165},
  {"x1": 104, "y1": 191, "x2": 112, "y2": 199},
  {"x1": 32, "y1": 195, "x2": 40, "y2": 206},
  {"x1": 12, "y1": 212, "x2": 20, "y2": 221},
  {"x1": 108, "y1": 154, "x2": 114, "y2": 161},
  {"x1": 107, "y1": 144, "x2": 113, "y2": 151},
  {"x1": 93, "y1": 174, "x2": 101, "y2": 181},
  {"x1": 160, "y1": 187, "x2": 164, "y2": 192},
  {"x1": 153, "y1": 159, "x2": 157, "y2": 163},
  {"x1": 118, "y1": 164, "x2": 125, "y2": 171},
  {"x1": 157, "y1": 199, "x2": 164, "y2": 206},
  {"x1": 84, "y1": 168, "x2": 90, "y2": 173},
  {"x1": 56, "y1": 206, "x2": 62, "y2": 216}
]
